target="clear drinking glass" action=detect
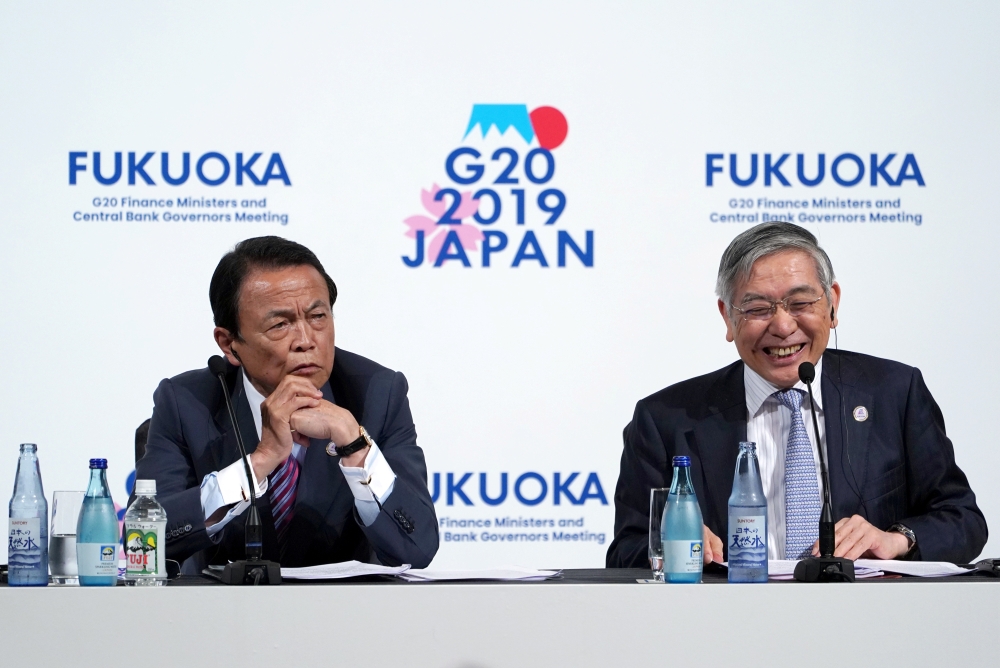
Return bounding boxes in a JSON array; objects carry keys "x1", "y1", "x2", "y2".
[
  {"x1": 649, "y1": 488, "x2": 669, "y2": 582},
  {"x1": 50, "y1": 491, "x2": 85, "y2": 585}
]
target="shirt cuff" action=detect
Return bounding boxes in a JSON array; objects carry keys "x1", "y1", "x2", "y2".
[
  {"x1": 339, "y1": 442, "x2": 396, "y2": 522},
  {"x1": 201, "y1": 456, "x2": 269, "y2": 538}
]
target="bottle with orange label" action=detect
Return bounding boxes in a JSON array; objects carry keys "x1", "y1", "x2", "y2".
[{"x1": 123, "y1": 479, "x2": 167, "y2": 586}]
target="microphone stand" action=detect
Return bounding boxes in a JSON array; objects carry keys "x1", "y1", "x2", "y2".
[
  {"x1": 210, "y1": 357, "x2": 282, "y2": 586},
  {"x1": 793, "y1": 362, "x2": 855, "y2": 583}
]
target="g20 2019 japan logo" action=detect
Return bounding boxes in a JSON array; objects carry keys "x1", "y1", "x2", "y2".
[{"x1": 402, "y1": 104, "x2": 593, "y2": 268}]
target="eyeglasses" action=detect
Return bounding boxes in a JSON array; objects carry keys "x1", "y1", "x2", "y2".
[{"x1": 731, "y1": 295, "x2": 824, "y2": 322}]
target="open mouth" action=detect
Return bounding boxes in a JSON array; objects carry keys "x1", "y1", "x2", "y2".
[{"x1": 763, "y1": 343, "x2": 804, "y2": 360}]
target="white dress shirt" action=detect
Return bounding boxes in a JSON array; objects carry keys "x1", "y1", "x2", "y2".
[
  {"x1": 200, "y1": 371, "x2": 397, "y2": 536},
  {"x1": 744, "y1": 358, "x2": 825, "y2": 560}
]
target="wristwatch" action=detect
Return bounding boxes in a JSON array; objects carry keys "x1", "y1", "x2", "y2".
[
  {"x1": 327, "y1": 425, "x2": 373, "y2": 458},
  {"x1": 888, "y1": 523, "x2": 917, "y2": 556}
]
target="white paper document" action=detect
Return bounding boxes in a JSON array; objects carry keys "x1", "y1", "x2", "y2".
[
  {"x1": 280, "y1": 560, "x2": 411, "y2": 580},
  {"x1": 397, "y1": 566, "x2": 562, "y2": 582},
  {"x1": 855, "y1": 559, "x2": 973, "y2": 577}
]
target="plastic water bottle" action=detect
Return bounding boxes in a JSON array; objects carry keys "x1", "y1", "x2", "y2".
[
  {"x1": 8, "y1": 443, "x2": 49, "y2": 586},
  {"x1": 123, "y1": 479, "x2": 167, "y2": 586},
  {"x1": 661, "y1": 455, "x2": 704, "y2": 583},
  {"x1": 76, "y1": 459, "x2": 120, "y2": 586},
  {"x1": 728, "y1": 442, "x2": 768, "y2": 583}
]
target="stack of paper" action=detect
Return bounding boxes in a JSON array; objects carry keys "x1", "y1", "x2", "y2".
[
  {"x1": 397, "y1": 566, "x2": 562, "y2": 582},
  {"x1": 280, "y1": 561, "x2": 563, "y2": 582},
  {"x1": 855, "y1": 559, "x2": 973, "y2": 577},
  {"x1": 281, "y1": 560, "x2": 410, "y2": 580}
]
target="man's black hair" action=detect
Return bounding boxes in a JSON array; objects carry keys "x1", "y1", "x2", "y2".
[{"x1": 209, "y1": 236, "x2": 338, "y2": 340}]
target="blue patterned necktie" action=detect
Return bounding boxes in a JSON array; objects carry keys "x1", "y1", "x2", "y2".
[{"x1": 774, "y1": 389, "x2": 822, "y2": 559}]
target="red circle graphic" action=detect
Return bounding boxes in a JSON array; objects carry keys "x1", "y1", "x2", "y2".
[{"x1": 529, "y1": 106, "x2": 568, "y2": 150}]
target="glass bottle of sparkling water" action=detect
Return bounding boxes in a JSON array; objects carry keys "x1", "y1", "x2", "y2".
[
  {"x1": 76, "y1": 459, "x2": 120, "y2": 586},
  {"x1": 123, "y1": 479, "x2": 167, "y2": 586},
  {"x1": 8, "y1": 443, "x2": 49, "y2": 586},
  {"x1": 661, "y1": 456, "x2": 704, "y2": 583},
  {"x1": 728, "y1": 442, "x2": 768, "y2": 583}
]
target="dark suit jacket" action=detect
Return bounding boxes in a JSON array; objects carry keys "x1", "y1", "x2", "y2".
[
  {"x1": 134, "y1": 348, "x2": 439, "y2": 570},
  {"x1": 606, "y1": 349, "x2": 986, "y2": 566}
]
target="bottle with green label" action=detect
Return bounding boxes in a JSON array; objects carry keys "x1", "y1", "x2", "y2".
[
  {"x1": 123, "y1": 479, "x2": 167, "y2": 586},
  {"x1": 77, "y1": 458, "x2": 120, "y2": 586}
]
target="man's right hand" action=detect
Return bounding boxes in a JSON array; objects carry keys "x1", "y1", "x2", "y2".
[
  {"x1": 703, "y1": 524, "x2": 724, "y2": 564},
  {"x1": 249, "y1": 375, "x2": 322, "y2": 482}
]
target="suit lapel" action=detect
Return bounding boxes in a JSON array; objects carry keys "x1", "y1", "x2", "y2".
[
  {"x1": 688, "y1": 362, "x2": 746, "y2": 533},
  {"x1": 821, "y1": 351, "x2": 872, "y2": 520},
  {"x1": 210, "y1": 368, "x2": 262, "y2": 470},
  {"x1": 233, "y1": 370, "x2": 262, "y2": 455}
]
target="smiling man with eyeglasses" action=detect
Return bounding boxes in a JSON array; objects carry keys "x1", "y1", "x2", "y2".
[{"x1": 607, "y1": 222, "x2": 986, "y2": 568}]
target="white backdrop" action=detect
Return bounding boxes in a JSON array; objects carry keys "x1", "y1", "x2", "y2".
[{"x1": 2, "y1": 1, "x2": 998, "y2": 567}]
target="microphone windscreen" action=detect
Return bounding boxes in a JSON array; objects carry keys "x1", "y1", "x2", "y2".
[
  {"x1": 798, "y1": 361, "x2": 816, "y2": 384},
  {"x1": 208, "y1": 355, "x2": 230, "y2": 377}
]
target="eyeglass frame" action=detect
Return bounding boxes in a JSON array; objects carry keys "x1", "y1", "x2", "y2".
[{"x1": 730, "y1": 294, "x2": 825, "y2": 323}]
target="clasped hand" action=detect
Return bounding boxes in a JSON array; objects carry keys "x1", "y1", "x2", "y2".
[
  {"x1": 249, "y1": 375, "x2": 365, "y2": 481},
  {"x1": 698, "y1": 515, "x2": 910, "y2": 564}
]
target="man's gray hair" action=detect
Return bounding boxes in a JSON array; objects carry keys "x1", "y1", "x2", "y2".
[{"x1": 716, "y1": 222, "x2": 835, "y2": 315}]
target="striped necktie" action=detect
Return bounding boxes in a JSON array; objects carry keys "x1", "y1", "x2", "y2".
[
  {"x1": 268, "y1": 454, "x2": 300, "y2": 546},
  {"x1": 774, "y1": 388, "x2": 822, "y2": 559}
]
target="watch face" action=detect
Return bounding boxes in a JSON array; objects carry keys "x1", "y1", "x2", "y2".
[{"x1": 326, "y1": 442, "x2": 338, "y2": 457}]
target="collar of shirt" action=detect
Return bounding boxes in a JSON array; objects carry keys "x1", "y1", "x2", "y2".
[
  {"x1": 744, "y1": 356, "x2": 824, "y2": 418},
  {"x1": 241, "y1": 370, "x2": 307, "y2": 466}
]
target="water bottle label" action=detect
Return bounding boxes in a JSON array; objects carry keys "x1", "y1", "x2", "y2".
[
  {"x1": 124, "y1": 522, "x2": 165, "y2": 577},
  {"x1": 664, "y1": 539, "x2": 703, "y2": 573},
  {"x1": 8, "y1": 518, "x2": 42, "y2": 570},
  {"x1": 77, "y1": 543, "x2": 118, "y2": 577},
  {"x1": 729, "y1": 515, "x2": 766, "y2": 568}
]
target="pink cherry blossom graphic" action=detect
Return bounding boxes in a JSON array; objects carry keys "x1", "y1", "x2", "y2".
[{"x1": 403, "y1": 184, "x2": 484, "y2": 265}]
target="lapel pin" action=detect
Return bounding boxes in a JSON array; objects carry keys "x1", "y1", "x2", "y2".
[{"x1": 853, "y1": 406, "x2": 869, "y2": 422}]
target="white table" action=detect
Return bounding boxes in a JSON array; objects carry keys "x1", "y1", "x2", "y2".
[{"x1": 1, "y1": 570, "x2": 995, "y2": 667}]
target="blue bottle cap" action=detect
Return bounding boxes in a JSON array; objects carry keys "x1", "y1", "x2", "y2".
[
  {"x1": 672, "y1": 456, "x2": 691, "y2": 467},
  {"x1": 89, "y1": 458, "x2": 108, "y2": 469}
]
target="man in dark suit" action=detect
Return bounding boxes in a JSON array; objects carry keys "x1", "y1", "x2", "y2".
[
  {"x1": 136, "y1": 236, "x2": 438, "y2": 570},
  {"x1": 607, "y1": 223, "x2": 986, "y2": 567}
]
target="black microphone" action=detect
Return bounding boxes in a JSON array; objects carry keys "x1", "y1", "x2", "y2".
[
  {"x1": 793, "y1": 360, "x2": 856, "y2": 583},
  {"x1": 208, "y1": 355, "x2": 281, "y2": 586}
]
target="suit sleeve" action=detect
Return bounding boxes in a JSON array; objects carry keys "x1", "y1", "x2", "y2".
[
  {"x1": 356, "y1": 372, "x2": 439, "y2": 568},
  {"x1": 606, "y1": 400, "x2": 674, "y2": 568},
  {"x1": 133, "y1": 378, "x2": 216, "y2": 563},
  {"x1": 897, "y1": 369, "x2": 987, "y2": 563}
]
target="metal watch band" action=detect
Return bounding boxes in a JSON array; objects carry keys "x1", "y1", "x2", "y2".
[{"x1": 888, "y1": 523, "x2": 917, "y2": 554}]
